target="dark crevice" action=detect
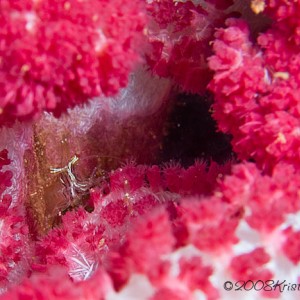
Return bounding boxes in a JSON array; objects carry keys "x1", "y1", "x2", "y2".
[{"x1": 159, "y1": 92, "x2": 234, "y2": 167}]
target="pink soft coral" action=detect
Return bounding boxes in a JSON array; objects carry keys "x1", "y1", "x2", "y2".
[
  {"x1": 34, "y1": 162, "x2": 227, "y2": 285},
  {"x1": 145, "y1": 0, "x2": 232, "y2": 93},
  {"x1": 208, "y1": 1, "x2": 300, "y2": 170},
  {"x1": 0, "y1": 267, "x2": 111, "y2": 300},
  {"x1": 1, "y1": 1, "x2": 300, "y2": 300},
  {"x1": 0, "y1": 149, "x2": 31, "y2": 293},
  {"x1": 9, "y1": 161, "x2": 300, "y2": 299},
  {"x1": 0, "y1": 0, "x2": 146, "y2": 124}
]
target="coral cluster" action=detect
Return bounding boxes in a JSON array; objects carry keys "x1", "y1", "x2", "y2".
[
  {"x1": 0, "y1": 0, "x2": 299, "y2": 300},
  {"x1": 0, "y1": 149, "x2": 31, "y2": 293},
  {"x1": 209, "y1": 0, "x2": 300, "y2": 170},
  {"x1": 145, "y1": 0, "x2": 229, "y2": 93},
  {"x1": 0, "y1": 0, "x2": 145, "y2": 124}
]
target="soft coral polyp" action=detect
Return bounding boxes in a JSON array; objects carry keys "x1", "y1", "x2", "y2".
[{"x1": 0, "y1": 0, "x2": 146, "y2": 125}]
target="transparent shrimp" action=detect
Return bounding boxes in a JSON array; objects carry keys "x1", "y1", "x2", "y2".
[{"x1": 50, "y1": 155, "x2": 91, "y2": 201}]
